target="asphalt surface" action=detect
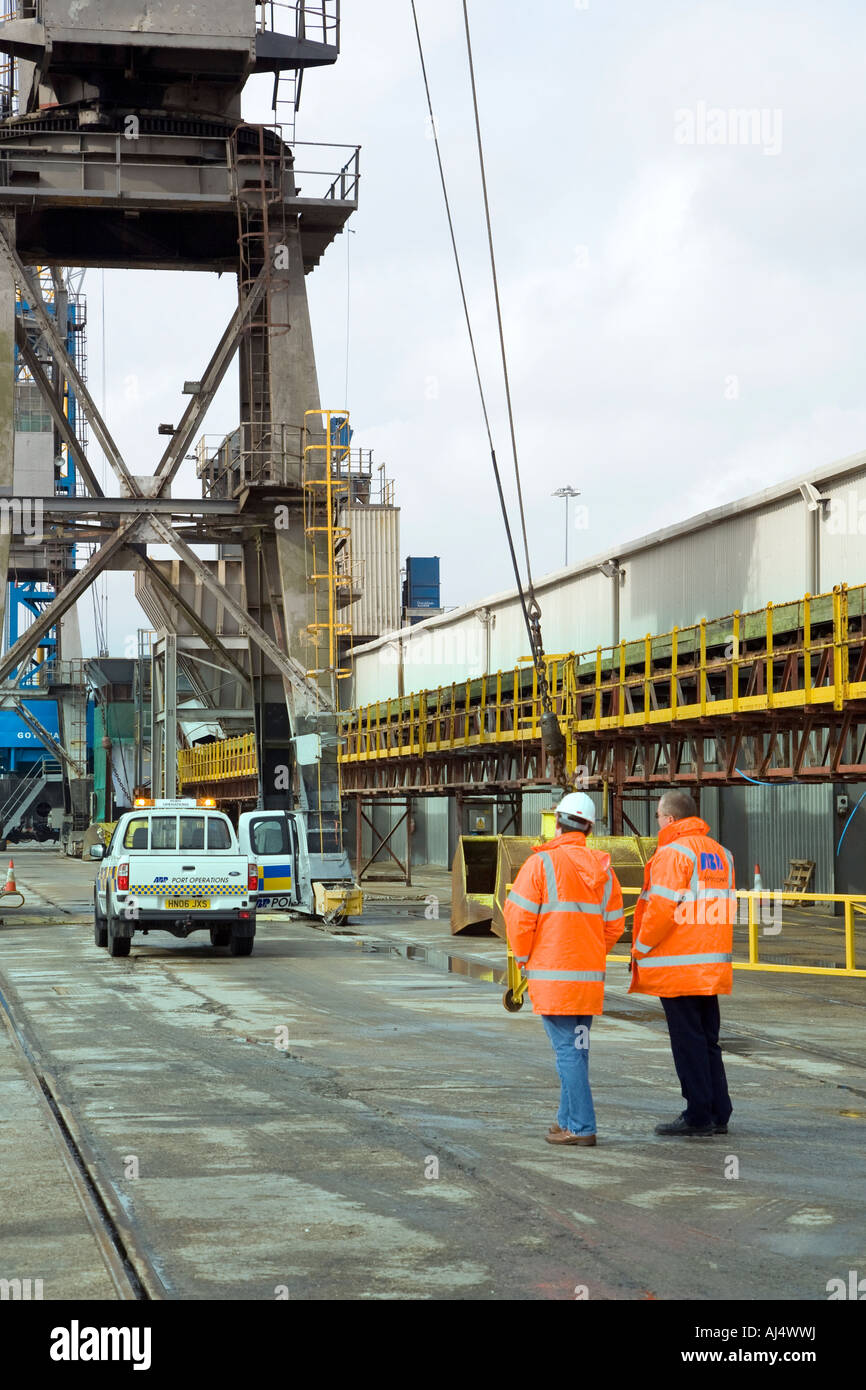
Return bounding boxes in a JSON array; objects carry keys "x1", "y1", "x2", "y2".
[{"x1": 1, "y1": 848, "x2": 865, "y2": 1301}]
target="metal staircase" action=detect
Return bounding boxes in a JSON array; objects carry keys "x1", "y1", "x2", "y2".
[{"x1": 0, "y1": 757, "x2": 62, "y2": 838}]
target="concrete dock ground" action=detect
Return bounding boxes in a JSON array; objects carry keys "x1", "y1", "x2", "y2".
[{"x1": 1, "y1": 849, "x2": 864, "y2": 1301}]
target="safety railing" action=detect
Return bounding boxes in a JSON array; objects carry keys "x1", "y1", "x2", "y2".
[
  {"x1": 288, "y1": 142, "x2": 360, "y2": 202},
  {"x1": 0, "y1": 756, "x2": 48, "y2": 835},
  {"x1": 604, "y1": 888, "x2": 866, "y2": 978},
  {"x1": 178, "y1": 733, "x2": 257, "y2": 789},
  {"x1": 37, "y1": 657, "x2": 88, "y2": 688},
  {"x1": 736, "y1": 891, "x2": 865, "y2": 977},
  {"x1": 1, "y1": 3, "x2": 40, "y2": 20},
  {"x1": 341, "y1": 658, "x2": 571, "y2": 763},
  {"x1": 256, "y1": 1, "x2": 340, "y2": 48},
  {"x1": 0, "y1": 135, "x2": 237, "y2": 205},
  {"x1": 339, "y1": 582, "x2": 866, "y2": 761},
  {"x1": 196, "y1": 424, "x2": 305, "y2": 497},
  {"x1": 574, "y1": 586, "x2": 864, "y2": 732}
]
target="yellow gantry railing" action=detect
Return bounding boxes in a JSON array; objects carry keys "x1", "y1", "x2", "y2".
[
  {"x1": 175, "y1": 583, "x2": 866, "y2": 785},
  {"x1": 603, "y1": 889, "x2": 866, "y2": 979},
  {"x1": 178, "y1": 732, "x2": 257, "y2": 788},
  {"x1": 340, "y1": 583, "x2": 866, "y2": 763}
]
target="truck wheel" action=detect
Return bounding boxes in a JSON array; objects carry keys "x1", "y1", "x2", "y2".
[
  {"x1": 230, "y1": 933, "x2": 254, "y2": 957},
  {"x1": 108, "y1": 913, "x2": 131, "y2": 958},
  {"x1": 210, "y1": 927, "x2": 232, "y2": 948},
  {"x1": 94, "y1": 891, "x2": 108, "y2": 948}
]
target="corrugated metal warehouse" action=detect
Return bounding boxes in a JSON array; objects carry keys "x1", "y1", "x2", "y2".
[{"x1": 350, "y1": 449, "x2": 866, "y2": 891}]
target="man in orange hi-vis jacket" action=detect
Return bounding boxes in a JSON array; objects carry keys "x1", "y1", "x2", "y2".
[
  {"x1": 504, "y1": 792, "x2": 625, "y2": 1147},
  {"x1": 630, "y1": 789, "x2": 736, "y2": 1137}
]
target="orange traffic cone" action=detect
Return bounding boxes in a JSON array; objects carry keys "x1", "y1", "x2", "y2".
[
  {"x1": 753, "y1": 862, "x2": 763, "y2": 894},
  {"x1": 3, "y1": 858, "x2": 16, "y2": 894}
]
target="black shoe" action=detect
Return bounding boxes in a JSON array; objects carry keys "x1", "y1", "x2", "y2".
[
  {"x1": 655, "y1": 1114, "x2": 714, "y2": 1137},
  {"x1": 714, "y1": 1122, "x2": 729, "y2": 1135}
]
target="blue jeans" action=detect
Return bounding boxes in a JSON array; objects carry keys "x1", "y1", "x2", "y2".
[{"x1": 541, "y1": 1014, "x2": 596, "y2": 1136}]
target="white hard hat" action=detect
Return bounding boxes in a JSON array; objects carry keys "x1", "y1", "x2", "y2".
[{"x1": 555, "y1": 792, "x2": 596, "y2": 825}]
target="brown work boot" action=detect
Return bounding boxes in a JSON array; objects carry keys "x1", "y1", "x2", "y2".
[
  {"x1": 549, "y1": 1122, "x2": 563, "y2": 1135},
  {"x1": 545, "y1": 1129, "x2": 596, "y2": 1146}
]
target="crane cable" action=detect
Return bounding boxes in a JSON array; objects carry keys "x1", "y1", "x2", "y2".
[{"x1": 409, "y1": 1, "x2": 566, "y2": 781}]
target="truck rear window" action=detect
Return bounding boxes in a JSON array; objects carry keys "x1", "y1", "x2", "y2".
[
  {"x1": 179, "y1": 817, "x2": 205, "y2": 850},
  {"x1": 123, "y1": 818, "x2": 150, "y2": 850},
  {"x1": 151, "y1": 816, "x2": 178, "y2": 850},
  {"x1": 120, "y1": 812, "x2": 234, "y2": 852},
  {"x1": 207, "y1": 818, "x2": 231, "y2": 850}
]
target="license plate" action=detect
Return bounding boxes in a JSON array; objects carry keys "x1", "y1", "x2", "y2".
[{"x1": 164, "y1": 898, "x2": 210, "y2": 910}]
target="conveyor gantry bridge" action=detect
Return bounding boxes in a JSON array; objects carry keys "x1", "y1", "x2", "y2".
[{"x1": 177, "y1": 584, "x2": 866, "y2": 832}]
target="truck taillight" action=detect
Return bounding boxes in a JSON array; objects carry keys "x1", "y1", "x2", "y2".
[
  {"x1": 248, "y1": 863, "x2": 258, "y2": 892},
  {"x1": 117, "y1": 862, "x2": 129, "y2": 892}
]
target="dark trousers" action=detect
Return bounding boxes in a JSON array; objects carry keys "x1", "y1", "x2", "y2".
[{"x1": 661, "y1": 995, "x2": 732, "y2": 1128}]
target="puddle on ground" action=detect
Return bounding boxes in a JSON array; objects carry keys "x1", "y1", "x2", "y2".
[{"x1": 356, "y1": 936, "x2": 507, "y2": 986}]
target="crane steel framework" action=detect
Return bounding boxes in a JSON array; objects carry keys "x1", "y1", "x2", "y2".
[{"x1": 0, "y1": 1, "x2": 358, "y2": 835}]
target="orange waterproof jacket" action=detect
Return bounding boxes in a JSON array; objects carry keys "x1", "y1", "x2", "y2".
[
  {"x1": 504, "y1": 832, "x2": 625, "y2": 1015},
  {"x1": 629, "y1": 817, "x2": 735, "y2": 999}
]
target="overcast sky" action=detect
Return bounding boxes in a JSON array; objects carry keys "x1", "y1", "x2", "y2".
[{"x1": 79, "y1": 0, "x2": 866, "y2": 655}]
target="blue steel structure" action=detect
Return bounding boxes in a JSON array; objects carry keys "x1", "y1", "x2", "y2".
[{"x1": 0, "y1": 277, "x2": 84, "y2": 771}]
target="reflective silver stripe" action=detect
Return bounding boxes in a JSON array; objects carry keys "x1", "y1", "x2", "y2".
[
  {"x1": 539, "y1": 852, "x2": 558, "y2": 905},
  {"x1": 539, "y1": 900, "x2": 603, "y2": 916},
  {"x1": 667, "y1": 842, "x2": 700, "y2": 865},
  {"x1": 602, "y1": 872, "x2": 612, "y2": 914},
  {"x1": 637, "y1": 952, "x2": 733, "y2": 968},
  {"x1": 603, "y1": 909, "x2": 623, "y2": 922},
  {"x1": 647, "y1": 883, "x2": 688, "y2": 903},
  {"x1": 526, "y1": 969, "x2": 606, "y2": 982},
  {"x1": 633, "y1": 939, "x2": 653, "y2": 955},
  {"x1": 507, "y1": 890, "x2": 541, "y2": 913},
  {"x1": 515, "y1": 955, "x2": 529, "y2": 964},
  {"x1": 660, "y1": 841, "x2": 699, "y2": 897}
]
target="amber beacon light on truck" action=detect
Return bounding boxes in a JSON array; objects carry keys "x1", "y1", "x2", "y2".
[{"x1": 133, "y1": 798, "x2": 218, "y2": 810}]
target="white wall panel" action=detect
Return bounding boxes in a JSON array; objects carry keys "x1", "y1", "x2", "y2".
[{"x1": 352, "y1": 456, "x2": 866, "y2": 706}]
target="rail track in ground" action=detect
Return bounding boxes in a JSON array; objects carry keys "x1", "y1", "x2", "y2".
[{"x1": 0, "y1": 978, "x2": 167, "y2": 1301}]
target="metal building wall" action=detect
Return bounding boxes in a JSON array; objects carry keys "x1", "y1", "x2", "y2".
[
  {"x1": 351, "y1": 452, "x2": 866, "y2": 707},
  {"x1": 348, "y1": 505, "x2": 401, "y2": 644},
  {"x1": 621, "y1": 496, "x2": 805, "y2": 640},
  {"x1": 411, "y1": 797, "x2": 449, "y2": 868},
  {"x1": 520, "y1": 792, "x2": 553, "y2": 840},
  {"x1": 353, "y1": 796, "x2": 451, "y2": 873},
  {"x1": 719, "y1": 783, "x2": 833, "y2": 894}
]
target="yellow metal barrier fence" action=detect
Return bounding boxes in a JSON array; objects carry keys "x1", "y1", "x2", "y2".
[
  {"x1": 177, "y1": 732, "x2": 258, "y2": 788},
  {"x1": 606, "y1": 889, "x2": 866, "y2": 978}
]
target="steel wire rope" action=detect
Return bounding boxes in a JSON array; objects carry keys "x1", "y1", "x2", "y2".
[{"x1": 408, "y1": 0, "x2": 538, "y2": 682}]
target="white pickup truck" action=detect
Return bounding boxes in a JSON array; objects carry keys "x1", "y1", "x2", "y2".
[{"x1": 91, "y1": 799, "x2": 257, "y2": 958}]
